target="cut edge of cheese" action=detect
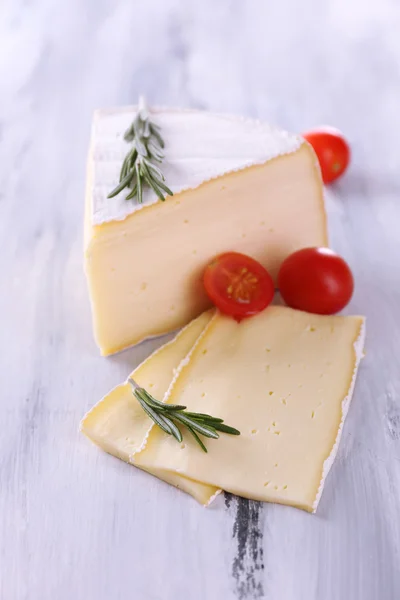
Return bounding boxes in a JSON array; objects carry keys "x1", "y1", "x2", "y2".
[
  {"x1": 80, "y1": 309, "x2": 220, "y2": 505},
  {"x1": 312, "y1": 316, "x2": 366, "y2": 512}
]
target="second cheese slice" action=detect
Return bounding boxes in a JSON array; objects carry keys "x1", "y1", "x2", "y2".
[{"x1": 134, "y1": 306, "x2": 365, "y2": 512}]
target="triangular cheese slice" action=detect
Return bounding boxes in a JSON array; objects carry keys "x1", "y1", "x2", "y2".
[
  {"x1": 80, "y1": 310, "x2": 219, "y2": 505},
  {"x1": 84, "y1": 107, "x2": 328, "y2": 354},
  {"x1": 133, "y1": 306, "x2": 365, "y2": 512}
]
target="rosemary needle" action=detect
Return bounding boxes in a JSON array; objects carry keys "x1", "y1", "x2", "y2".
[
  {"x1": 128, "y1": 378, "x2": 240, "y2": 452},
  {"x1": 108, "y1": 96, "x2": 173, "y2": 203}
]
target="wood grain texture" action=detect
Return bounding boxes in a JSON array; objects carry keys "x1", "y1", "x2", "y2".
[{"x1": 1, "y1": 0, "x2": 400, "y2": 598}]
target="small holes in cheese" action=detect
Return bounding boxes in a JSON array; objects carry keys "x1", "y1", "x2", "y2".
[
  {"x1": 251, "y1": 429, "x2": 258, "y2": 435},
  {"x1": 281, "y1": 398, "x2": 287, "y2": 405},
  {"x1": 283, "y1": 485, "x2": 288, "y2": 490},
  {"x1": 140, "y1": 282, "x2": 147, "y2": 291},
  {"x1": 311, "y1": 411, "x2": 315, "y2": 419},
  {"x1": 183, "y1": 219, "x2": 189, "y2": 224},
  {"x1": 263, "y1": 481, "x2": 270, "y2": 487},
  {"x1": 269, "y1": 391, "x2": 274, "y2": 396},
  {"x1": 201, "y1": 392, "x2": 206, "y2": 398},
  {"x1": 202, "y1": 349, "x2": 208, "y2": 355}
]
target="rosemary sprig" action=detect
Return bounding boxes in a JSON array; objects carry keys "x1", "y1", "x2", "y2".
[
  {"x1": 128, "y1": 378, "x2": 240, "y2": 452},
  {"x1": 108, "y1": 96, "x2": 173, "y2": 203}
]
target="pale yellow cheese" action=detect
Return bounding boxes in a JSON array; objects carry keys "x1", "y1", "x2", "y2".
[
  {"x1": 85, "y1": 123, "x2": 327, "y2": 355},
  {"x1": 80, "y1": 310, "x2": 219, "y2": 504},
  {"x1": 134, "y1": 306, "x2": 365, "y2": 512}
]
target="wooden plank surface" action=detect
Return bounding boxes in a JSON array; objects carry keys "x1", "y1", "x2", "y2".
[{"x1": 1, "y1": 1, "x2": 400, "y2": 598}]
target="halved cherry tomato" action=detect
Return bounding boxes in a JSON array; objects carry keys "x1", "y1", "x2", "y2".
[
  {"x1": 278, "y1": 247, "x2": 354, "y2": 315},
  {"x1": 303, "y1": 127, "x2": 350, "y2": 184},
  {"x1": 203, "y1": 252, "x2": 274, "y2": 321}
]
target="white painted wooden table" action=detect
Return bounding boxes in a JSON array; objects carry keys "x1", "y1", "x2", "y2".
[{"x1": 1, "y1": 1, "x2": 400, "y2": 598}]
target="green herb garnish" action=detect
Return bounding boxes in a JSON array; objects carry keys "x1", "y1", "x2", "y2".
[
  {"x1": 128, "y1": 378, "x2": 240, "y2": 452},
  {"x1": 108, "y1": 96, "x2": 173, "y2": 203}
]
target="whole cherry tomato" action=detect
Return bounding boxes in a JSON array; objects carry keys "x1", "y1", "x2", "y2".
[
  {"x1": 203, "y1": 252, "x2": 274, "y2": 321},
  {"x1": 278, "y1": 247, "x2": 354, "y2": 314},
  {"x1": 303, "y1": 127, "x2": 350, "y2": 184}
]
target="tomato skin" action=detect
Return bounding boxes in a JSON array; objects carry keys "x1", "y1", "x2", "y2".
[
  {"x1": 203, "y1": 252, "x2": 274, "y2": 321},
  {"x1": 303, "y1": 128, "x2": 350, "y2": 184},
  {"x1": 278, "y1": 248, "x2": 354, "y2": 315}
]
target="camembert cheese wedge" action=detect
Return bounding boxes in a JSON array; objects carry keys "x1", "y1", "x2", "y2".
[
  {"x1": 134, "y1": 306, "x2": 365, "y2": 512},
  {"x1": 80, "y1": 310, "x2": 219, "y2": 505},
  {"x1": 84, "y1": 107, "x2": 328, "y2": 355}
]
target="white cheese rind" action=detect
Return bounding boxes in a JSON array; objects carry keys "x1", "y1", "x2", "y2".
[
  {"x1": 90, "y1": 106, "x2": 303, "y2": 225},
  {"x1": 204, "y1": 488, "x2": 223, "y2": 507},
  {"x1": 312, "y1": 317, "x2": 366, "y2": 512}
]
